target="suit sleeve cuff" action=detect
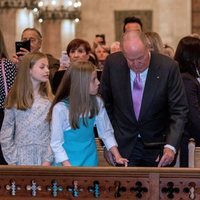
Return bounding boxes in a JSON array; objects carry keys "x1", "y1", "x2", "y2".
[{"x1": 164, "y1": 144, "x2": 176, "y2": 154}]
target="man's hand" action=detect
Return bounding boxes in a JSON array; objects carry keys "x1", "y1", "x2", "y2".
[
  {"x1": 115, "y1": 157, "x2": 129, "y2": 167},
  {"x1": 12, "y1": 48, "x2": 30, "y2": 64},
  {"x1": 157, "y1": 147, "x2": 175, "y2": 167}
]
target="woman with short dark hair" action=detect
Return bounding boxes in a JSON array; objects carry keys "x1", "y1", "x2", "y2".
[{"x1": 52, "y1": 38, "x2": 92, "y2": 94}]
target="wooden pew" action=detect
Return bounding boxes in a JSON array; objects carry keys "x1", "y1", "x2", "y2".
[
  {"x1": 95, "y1": 138, "x2": 110, "y2": 166},
  {"x1": 96, "y1": 138, "x2": 182, "y2": 167},
  {"x1": 0, "y1": 166, "x2": 200, "y2": 199},
  {"x1": 188, "y1": 138, "x2": 200, "y2": 168}
]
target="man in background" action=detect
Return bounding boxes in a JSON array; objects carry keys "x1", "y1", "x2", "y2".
[
  {"x1": 93, "y1": 34, "x2": 106, "y2": 50},
  {"x1": 13, "y1": 27, "x2": 59, "y2": 86},
  {"x1": 123, "y1": 16, "x2": 143, "y2": 32}
]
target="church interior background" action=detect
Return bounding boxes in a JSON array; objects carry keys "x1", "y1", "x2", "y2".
[{"x1": 0, "y1": 0, "x2": 198, "y2": 59}]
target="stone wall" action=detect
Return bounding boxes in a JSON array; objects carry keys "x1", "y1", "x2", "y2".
[
  {"x1": 76, "y1": 0, "x2": 191, "y2": 50},
  {"x1": 192, "y1": 0, "x2": 200, "y2": 34},
  {"x1": 0, "y1": 0, "x2": 192, "y2": 58}
]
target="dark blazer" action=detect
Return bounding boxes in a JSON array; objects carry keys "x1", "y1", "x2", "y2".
[
  {"x1": 52, "y1": 70, "x2": 65, "y2": 94},
  {"x1": 100, "y1": 51, "x2": 188, "y2": 158},
  {"x1": 182, "y1": 72, "x2": 200, "y2": 143}
]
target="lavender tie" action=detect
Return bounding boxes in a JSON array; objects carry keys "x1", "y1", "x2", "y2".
[{"x1": 132, "y1": 73, "x2": 143, "y2": 119}]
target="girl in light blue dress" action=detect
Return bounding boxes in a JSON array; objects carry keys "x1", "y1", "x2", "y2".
[{"x1": 48, "y1": 61, "x2": 128, "y2": 167}]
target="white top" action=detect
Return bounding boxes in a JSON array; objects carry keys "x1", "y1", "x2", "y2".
[{"x1": 51, "y1": 96, "x2": 118, "y2": 163}]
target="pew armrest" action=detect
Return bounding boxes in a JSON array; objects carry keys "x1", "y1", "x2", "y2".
[{"x1": 188, "y1": 138, "x2": 196, "y2": 168}]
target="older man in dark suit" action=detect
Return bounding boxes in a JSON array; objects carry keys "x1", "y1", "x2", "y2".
[{"x1": 100, "y1": 31, "x2": 188, "y2": 167}]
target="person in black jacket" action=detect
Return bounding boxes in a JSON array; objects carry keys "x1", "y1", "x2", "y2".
[{"x1": 174, "y1": 36, "x2": 200, "y2": 167}]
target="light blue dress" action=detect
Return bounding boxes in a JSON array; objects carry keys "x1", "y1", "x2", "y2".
[
  {"x1": 55, "y1": 101, "x2": 98, "y2": 166},
  {"x1": 51, "y1": 96, "x2": 118, "y2": 167},
  {"x1": 62, "y1": 117, "x2": 98, "y2": 166}
]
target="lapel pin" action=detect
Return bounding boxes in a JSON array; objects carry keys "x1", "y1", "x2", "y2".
[{"x1": 157, "y1": 76, "x2": 160, "y2": 79}]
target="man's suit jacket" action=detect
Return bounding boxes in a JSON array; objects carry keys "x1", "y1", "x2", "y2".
[
  {"x1": 182, "y1": 72, "x2": 200, "y2": 143},
  {"x1": 101, "y1": 51, "x2": 188, "y2": 158}
]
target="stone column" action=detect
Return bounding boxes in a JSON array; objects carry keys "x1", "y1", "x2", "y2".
[
  {"x1": 41, "y1": 20, "x2": 62, "y2": 59},
  {"x1": 0, "y1": 9, "x2": 17, "y2": 57}
]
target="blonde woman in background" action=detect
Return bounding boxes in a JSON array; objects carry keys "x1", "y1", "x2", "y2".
[
  {"x1": 94, "y1": 44, "x2": 110, "y2": 70},
  {"x1": 164, "y1": 44, "x2": 175, "y2": 59},
  {"x1": 110, "y1": 41, "x2": 121, "y2": 54},
  {"x1": 145, "y1": 32, "x2": 165, "y2": 55}
]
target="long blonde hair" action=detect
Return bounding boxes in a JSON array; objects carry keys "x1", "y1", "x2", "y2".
[
  {"x1": 5, "y1": 52, "x2": 53, "y2": 110},
  {"x1": 48, "y1": 61, "x2": 99, "y2": 129},
  {"x1": 145, "y1": 32, "x2": 165, "y2": 55}
]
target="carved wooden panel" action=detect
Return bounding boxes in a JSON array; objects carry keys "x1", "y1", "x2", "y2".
[
  {"x1": 0, "y1": 167, "x2": 200, "y2": 199},
  {"x1": 96, "y1": 138, "x2": 110, "y2": 166},
  {"x1": 114, "y1": 10, "x2": 152, "y2": 41},
  {"x1": 160, "y1": 178, "x2": 200, "y2": 199}
]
